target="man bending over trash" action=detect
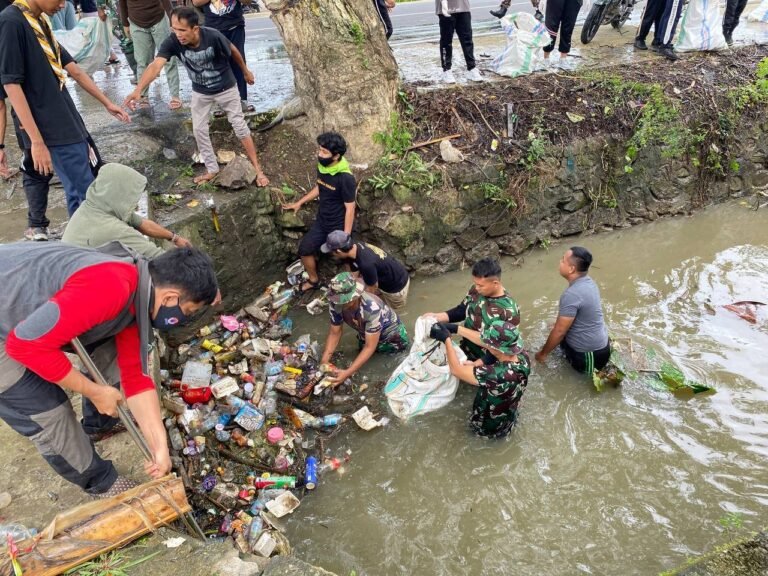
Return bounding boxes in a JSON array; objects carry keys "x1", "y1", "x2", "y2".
[
  {"x1": 63, "y1": 163, "x2": 192, "y2": 258},
  {"x1": 320, "y1": 272, "x2": 408, "y2": 386},
  {"x1": 124, "y1": 6, "x2": 268, "y2": 186},
  {"x1": 431, "y1": 318, "x2": 531, "y2": 438},
  {"x1": 0, "y1": 243, "x2": 218, "y2": 497}
]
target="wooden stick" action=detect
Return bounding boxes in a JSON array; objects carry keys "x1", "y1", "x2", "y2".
[{"x1": 406, "y1": 133, "x2": 461, "y2": 151}]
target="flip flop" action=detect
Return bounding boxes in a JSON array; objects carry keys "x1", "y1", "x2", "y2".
[
  {"x1": 169, "y1": 97, "x2": 183, "y2": 110},
  {"x1": 242, "y1": 102, "x2": 256, "y2": 113},
  {"x1": 299, "y1": 278, "x2": 321, "y2": 294}
]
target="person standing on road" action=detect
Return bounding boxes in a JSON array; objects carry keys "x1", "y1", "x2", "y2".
[
  {"x1": 634, "y1": 0, "x2": 682, "y2": 61},
  {"x1": 425, "y1": 258, "x2": 521, "y2": 361},
  {"x1": 125, "y1": 7, "x2": 269, "y2": 186},
  {"x1": 119, "y1": 0, "x2": 182, "y2": 109},
  {"x1": 541, "y1": 0, "x2": 582, "y2": 69},
  {"x1": 436, "y1": 0, "x2": 483, "y2": 84},
  {"x1": 722, "y1": 0, "x2": 747, "y2": 45},
  {"x1": 373, "y1": 0, "x2": 395, "y2": 39},
  {"x1": 191, "y1": 0, "x2": 254, "y2": 111},
  {"x1": 535, "y1": 247, "x2": 611, "y2": 373},
  {"x1": 0, "y1": 0, "x2": 130, "y2": 218}
]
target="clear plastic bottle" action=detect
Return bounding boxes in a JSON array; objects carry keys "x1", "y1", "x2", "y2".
[
  {"x1": 261, "y1": 390, "x2": 278, "y2": 417},
  {"x1": 169, "y1": 428, "x2": 184, "y2": 451},
  {"x1": 0, "y1": 524, "x2": 37, "y2": 541}
]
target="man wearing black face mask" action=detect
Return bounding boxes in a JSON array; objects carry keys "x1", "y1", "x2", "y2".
[
  {"x1": 0, "y1": 243, "x2": 218, "y2": 498},
  {"x1": 281, "y1": 131, "x2": 356, "y2": 293}
]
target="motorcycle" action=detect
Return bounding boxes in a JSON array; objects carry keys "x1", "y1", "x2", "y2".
[{"x1": 580, "y1": 0, "x2": 639, "y2": 44}]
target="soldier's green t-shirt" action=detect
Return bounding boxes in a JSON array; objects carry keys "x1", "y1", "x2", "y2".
[
  {"x1": 460, "y1": 287, "x2": 521, "y2": 360},
  {"x1": 471, "y1": 351, "x2": 531, "y2": 438}
]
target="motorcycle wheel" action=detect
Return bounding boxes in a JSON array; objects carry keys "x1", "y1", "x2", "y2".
[{"x1": 580, "y1": 3, "x2": 608, "y2": 44}]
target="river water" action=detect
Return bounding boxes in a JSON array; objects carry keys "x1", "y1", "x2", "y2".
[{"x1": 285, "y1": 201, "x2": 768, "y2": 576}]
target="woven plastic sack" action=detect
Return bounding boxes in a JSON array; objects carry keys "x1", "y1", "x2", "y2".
[
  {"x1": 748, "y1": 0, "x2": 768, "y2": 22},
  {"x1": 384, "y1": 317, "x2": 466, "y2": 420},
  {"x1": 55, "y1": 17, "x2": 113, "y2": 75},
  {"x1": 490, "y1": 12, "x2": 551, "y2": 78},
  {"x1": 676, "y1": 0, "x2": 727, "y2": 52}
]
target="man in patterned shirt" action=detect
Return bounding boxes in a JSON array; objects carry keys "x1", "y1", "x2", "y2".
[
  {"x1": 321, "y1": 272, "x2": 409, "y2": 386},
  {"x1": 431, "y1": 318, "x2": 530, "y2": 438},
  {"x1": 425, "y1": 258, "x2": 520, "y2": 360}
]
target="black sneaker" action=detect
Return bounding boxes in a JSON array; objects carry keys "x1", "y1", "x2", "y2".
[
  {"x1": 649, "y1": 42, "x2": 661, "y2": 52},
  {"x1": 490, "y1": 6, "x2": 508, "y2": 17},
  {"x1": 658, "y1": 46, "x2": 679, "y2": 61},
  {"x1": 24, "y1": 227, "x2": 48, "y2": 241},
  {"x1": 724, "y1": 30, "x2": 733, "y2": 46},
  {"x1": 633, "y1": 38, "x2": 648, "y2": 50}
]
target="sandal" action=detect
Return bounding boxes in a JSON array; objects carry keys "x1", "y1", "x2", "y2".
[
  {"x1": 87, "y1": 422, "x2": 127, "y2": 443},
  {"x1": 169, "y1": 97, "x2": 183, "y2": 110},
  {"x1": 242, "y1": 102, "x2": 256, "y2": 113}
]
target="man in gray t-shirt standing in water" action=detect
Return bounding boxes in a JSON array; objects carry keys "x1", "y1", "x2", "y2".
[{"x1": 536, "y1": 247, "x2": 611, "y2": 374}]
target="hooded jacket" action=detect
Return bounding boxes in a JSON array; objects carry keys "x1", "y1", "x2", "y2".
[{"x1": 62, "y1": 163, "x2": 165, "y2": 259}]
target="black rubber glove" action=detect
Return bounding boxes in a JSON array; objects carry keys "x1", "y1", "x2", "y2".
[
  {"x1": 444, "y1": 323, "x2": 458, "y2": 334},
  {"x1": 430, "y1": 323, "x2": 451, "y2": 343}
]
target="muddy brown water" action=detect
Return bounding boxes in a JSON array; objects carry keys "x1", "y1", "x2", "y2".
[{"x1": 282, "y1": 202, "x2": 768, "y2": 576}]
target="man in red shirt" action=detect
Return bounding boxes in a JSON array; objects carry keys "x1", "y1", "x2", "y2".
[{"x1": 0, "y1": 243, "x2": 218, "y2": 497}]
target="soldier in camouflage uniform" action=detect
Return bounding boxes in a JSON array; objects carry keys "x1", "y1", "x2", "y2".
[
  {"x1": 321, "y1": 272, "x2": 409, "y2": 386},
  {"x1": 431, "y1": 318, "x2": 530, "y2": 438},
  {"x1": 425, "y1": 258, "x2": 520, "y2": 361}
]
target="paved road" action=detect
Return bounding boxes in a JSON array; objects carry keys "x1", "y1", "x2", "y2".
[{"x1": 242, "y1": 0, "x2": 540, "y2": 43}]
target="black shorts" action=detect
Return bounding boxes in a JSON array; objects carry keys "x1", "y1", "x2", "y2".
[
  {"x1": 298, "y1": 226, "x2": 331, "y2": 257},
  {"x1": 560, "y1": 340, "x2": 611, "y2": 374}
]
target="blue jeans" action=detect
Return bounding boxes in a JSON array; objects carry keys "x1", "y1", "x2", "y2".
[{"x1": 49, "y1": 140, "x2": 94, "y2": 216}]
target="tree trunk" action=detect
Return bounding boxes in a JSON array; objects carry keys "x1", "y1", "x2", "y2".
[{"x1": 264, "y1": 0, "x2": 400, "y2": 164}]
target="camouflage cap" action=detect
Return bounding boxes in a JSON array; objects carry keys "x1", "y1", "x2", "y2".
[
  {"x1": 327, "y1": 271, "x2": 363, "y2": 304},
  {"x1": 481, "y1": 319, "x2": 524, "y2": 355}
]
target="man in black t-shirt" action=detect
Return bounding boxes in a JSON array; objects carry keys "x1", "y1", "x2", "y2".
[
  {"x1": 124, "y1": 7, "x2": 268, "y2": 187},
  {"x1": 189, "y1": 0, "x2": 251, "y2": 110},
  {"x1": 321, "y1": 230, "x2": 410, "y2": 311},
  {"x1": 282, "y1": 132, "x2": 357, "y2": 294},
  {"x1": 0, "y1": 0, "x2": 129, "y2": 219}
]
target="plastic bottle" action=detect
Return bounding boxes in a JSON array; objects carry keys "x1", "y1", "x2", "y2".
[
  {"x1": 0, "y1": 524, "x2": 38, "y2": 541},
  {"x1": 304, "y1": 456, "x2": 318, "y2": 490},
  {"x1": 169, "y1": 428, "x2": 184, "y2": 451},
  {"x1": 247, "y1": 516, "x2": 264, "y2": 552},
  {"x1": 227, "y1": 396, "x2": 247, "y2": 410},
  {"x1": 264, "y1": 360, "x2": 284, "y2": 377},
  {"x1": 252, "y1": 476, "x2": 296, "y2": 489},
  {"x1": 191, "y1": 411, "x2": 219, "y2": 435},
  {"x1": 262, "y1": 390, "x2": 278, "y2": 417},
  {"x1": 271, "y1": 289, "x2": 294, "y2": 309},
  {"x1": 243, "y1": 382, "x2": 254, "y2": 400}
]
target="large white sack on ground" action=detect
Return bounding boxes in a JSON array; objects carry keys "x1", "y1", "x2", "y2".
[
  {"x1": 384, "y1": 316, "x2": 466, "y2": 420},
  {"x1": 676, "y1": 0, "x2": 728, "y2": 51},
  {"x1": 55, "y1": 17, "x2": 112, "y2": 75},
  {"x1": 490, "y1": 12, "x2": 551, "y2": 78}
]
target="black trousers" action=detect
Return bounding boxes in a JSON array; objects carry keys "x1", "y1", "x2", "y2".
[
  {"x1": 561, "y1": 340, "x2": 611, "y2": 374},
  {"x1": 221, "y1": 25, "x2": 248, "y2": 102},
  {"x1": 438, "y1": 12, "x2": 476, "y2": 71},
  {"x1": 637, "y1": 0, "x2": 682, "y2": 46},
  {"x1": 374, "y1": 0, "x2": 393, "y2": 39},
  {"x1": 543, "y1": 0, "x2": 582, "y2": 54},
  {"x1": 723, "y1": 0, "x2": 748, "y2": 33}
]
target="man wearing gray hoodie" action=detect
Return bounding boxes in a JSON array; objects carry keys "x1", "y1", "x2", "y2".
[
  {"x1": 62, "y1": 163, "x2": 191, "y2": 258},
  {"x1": 436, "y1": 0, "x2": 482, "y2": 84}
]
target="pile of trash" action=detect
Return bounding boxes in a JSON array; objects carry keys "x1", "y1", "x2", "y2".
[{"x1": 159, "y1": 263, "x2": 389, "y2": 559}]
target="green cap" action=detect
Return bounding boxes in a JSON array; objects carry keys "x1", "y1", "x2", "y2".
[
  {"x1": 328, "y1": 272, "x2": 363, "y2": 304},
  {"x1": 481, "y1": 319, "x2": 524, "y2": 355}
]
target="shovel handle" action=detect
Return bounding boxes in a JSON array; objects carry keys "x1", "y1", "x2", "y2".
[{"x1": 70, "y1": 338, "x2": 154, "y2": 462}]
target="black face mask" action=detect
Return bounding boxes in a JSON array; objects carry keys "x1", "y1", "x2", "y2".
[
  {"x1": 152, "y1": 303, "x2": 190, "y2": 331},
  {"x1": 318, "y1": 155, "x2": 335, "y2": 167}
]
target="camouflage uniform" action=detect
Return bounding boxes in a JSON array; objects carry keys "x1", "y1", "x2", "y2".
[
  {"x1": 470, "y1": 320, "x2": 530, "y2": 438},
  {"x1": 328, "y1": 272, "x2": 410, "y2": 354},
  {"x1": 459, "y1": 286, "x2": 521, "y2": 361}
]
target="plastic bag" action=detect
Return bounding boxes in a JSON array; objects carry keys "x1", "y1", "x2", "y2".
[
  {"x1": 490, "y1": 12, "x2": 551, "y2": 78},
  {"x1": 747, "y1": 0, "x2": 768, "y2": 22},
  {"x1": 54, "y1": 17, "x2": 113, "y2": 75},
  {"x1": 384, "y1": 317, "x2": 466, "y2": 420},
  {"x1": 675, "y1": 0, "x2": 728, "y2": 52}
]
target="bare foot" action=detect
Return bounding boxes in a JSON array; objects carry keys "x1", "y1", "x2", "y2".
[
  {"x1": 169, "y1": 97, "x2": 183, "y2": 110},
  {"x1": 194, "y1": 172, "x2": 217, "y2": 185},
  {"x1": 256, "y1": 173, "x2": 270, "y2": 187}
]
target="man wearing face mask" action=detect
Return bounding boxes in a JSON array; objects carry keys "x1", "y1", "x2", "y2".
[
  {"x1": 0, "y1": 243, "x2": 218, "y2": 498},
  {"x1": 281, "y1": 132, "x2": 356, "y2": 294},
  {"x1": 424, "y1": 258, "x2": 521, "y2": 361}
]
